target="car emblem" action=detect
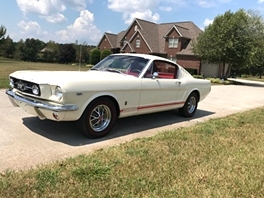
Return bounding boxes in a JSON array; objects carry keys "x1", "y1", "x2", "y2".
[{"x1": 17, "y1": 80, "x2": 27, "y2": 91}]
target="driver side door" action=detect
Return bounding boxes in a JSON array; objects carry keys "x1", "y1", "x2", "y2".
[{"x1": 138, "y1": 60, "x2": 183, "y2": 115}]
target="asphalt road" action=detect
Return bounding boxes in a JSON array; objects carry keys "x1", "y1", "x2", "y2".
[{"x1": 1, "y1": 84, "x2": 264, "y2": 172}]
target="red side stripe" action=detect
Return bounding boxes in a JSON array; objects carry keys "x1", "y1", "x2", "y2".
[{"x1": 120, "y1": 101, "x2": 185, "y2": 112}]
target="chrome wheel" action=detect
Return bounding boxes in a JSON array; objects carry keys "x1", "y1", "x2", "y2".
[
  {"x1": 80, "y1": 98, "x2": 117, "y2": 138},
  {"x1": 179, "y1": 92, "x2": 198, "y2": 117},
  {"x1": 187, "y1": 96, "x2": 197, "y2": 114},
  {"x1": 89, "y1": 104, "x2": 111, "y2": 132}
]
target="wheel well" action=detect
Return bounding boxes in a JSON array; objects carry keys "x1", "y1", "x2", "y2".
[
  {"x1": 192, "y1": 90, "x2": 200, "y2": 101},
  {"x1": 90, "y1": 96, "x2": 120, "y2": 117}
]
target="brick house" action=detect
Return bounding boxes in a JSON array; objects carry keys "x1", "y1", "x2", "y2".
[{"x1": 97, "y1": 18, "x2": 202, "y2": 74}]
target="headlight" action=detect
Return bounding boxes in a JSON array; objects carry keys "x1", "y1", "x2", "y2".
[
  {"x1": 10, "y1": 78, "x2": 14, "y2": 88},
  {"x1": 55, "y1": 86, "x2": 63, "y2": 101},
  {"x1": 32, "y1": 84, "x2": 39, "y2": 95}
]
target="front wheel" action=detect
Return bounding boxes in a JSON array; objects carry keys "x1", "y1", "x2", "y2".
[
  {"x1": 79, "y1": 98, "x2": 117, "y2": 138},
  {"x1": 179, "y1": 92, "x2": 198, "y2": 117}
]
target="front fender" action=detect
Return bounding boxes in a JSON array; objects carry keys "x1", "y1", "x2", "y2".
[{"x1": 65, "y1": 91, "x2": 120, "y2": 120}]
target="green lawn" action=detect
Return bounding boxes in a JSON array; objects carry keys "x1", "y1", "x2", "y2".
[
  {"x1": 0, "y1": 58, "x2": 89, "y2": 88},
  {"x1": 1, "y1": 58, "x2": 263, "y2": 197},
  {"x1": 0, "y1": 108, "x2": 264, "y2": 197}
]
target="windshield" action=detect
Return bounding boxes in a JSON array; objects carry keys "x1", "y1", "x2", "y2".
[{"x1": 92, "y1": 55, "x2": 150, "y2": 77}]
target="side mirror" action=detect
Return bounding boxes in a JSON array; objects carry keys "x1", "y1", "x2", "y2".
[{"x1": 152, "y1": 72, "x2": 159, "y2": 79}]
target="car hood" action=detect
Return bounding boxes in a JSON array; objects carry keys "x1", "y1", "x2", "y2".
[{"x1": 10, "y1": 70, "x2": 136, "y2": 85}]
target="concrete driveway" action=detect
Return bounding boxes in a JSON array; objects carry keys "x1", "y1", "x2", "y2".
[{"x1": 0, "y1": 84, "x2": 264, "y2": 172}]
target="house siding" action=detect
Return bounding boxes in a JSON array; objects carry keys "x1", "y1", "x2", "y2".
[
  {"x1": 164, "y1": 29, "x2": 182, "y2": 60},
  {"x1": 131, "y1": 33, "x2": 150, "y2": 53},
  {"x1": 98, "y1": 35, "x2": 112, "y2": 50},
  {"x1": 123, "y1": 22, "x2": 139, "y2": 42},
  {"x1": 176, "y1": 55, "x2": 200, "y2": 74},
  {"x1": 97, "y1": 18, "x2": 204, "y2": 74}
]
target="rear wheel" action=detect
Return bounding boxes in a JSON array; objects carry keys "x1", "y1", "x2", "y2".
[
  {"x1": 80, "y1": 98, "x2": 117, "y2": 138},
  {"x1": 179, "y1": 92, "x2": 198, "y2": 117}
]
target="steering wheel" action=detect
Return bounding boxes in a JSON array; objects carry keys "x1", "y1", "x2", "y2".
[{"x1": 131, "y1": 69, "x2": 141, "y2": 73}]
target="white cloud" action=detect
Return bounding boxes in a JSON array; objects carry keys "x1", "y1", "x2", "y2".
[
  {"x1": 107, "y1": 0, "x2": 233, "y2": 26},
  {"x1": 56, "y1": 10, "x2": 101, "y2": 44},
  {"x1": 16, "y1": 0, "x2": 90, "y2": 23},
  {"x1": 108, "y1": 0, "x2": 160, "y2": 24},
  {"x1": 124, "y1": 10, "x2": 160, "y2": 24},
  {"x1": 16, "y1": 0, "x2": 66, "y2": 15},
  {"x1": 203, "y1": 18, "x2": 214, "y2": 27},
  {"x1": 108, "y1": 0, "x2": 159, "y2": 12},
  {"x1": 17, "y1": 20, "x2": 48, "y2": 37},
  {"x1": 259, "y1": 0, "x2": 264, "y2": 3},
  {"x1": 16, "y1": 0, "x2": 98, "y2": 43},
  {"x1": 107, "y1": 0, "x2": 232, "y2": 25},
  {"x1": 40, "y1": 13, "x2": 67, "y2": 23},
  {"x1": 62, "y1": 0, "x2": 88, "y2": 11}
]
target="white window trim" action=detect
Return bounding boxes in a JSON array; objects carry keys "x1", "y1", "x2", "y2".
[
  {"x1": 168, "y1": 38, "x2": 178, "y2": 48},
  {"x1": 136, "y1": 38, "x2": 140, "y2": 48}
]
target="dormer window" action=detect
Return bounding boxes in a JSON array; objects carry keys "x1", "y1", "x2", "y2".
[{"x1": 168, "y1": 38, "x2": 178, "y2": 48}]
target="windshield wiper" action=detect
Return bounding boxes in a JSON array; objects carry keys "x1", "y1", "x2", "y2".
[
  {"x1": 90, "y1": 68, "x2": 99, "y2": 71},
  {"x1": 104, "y1": 68, "x2": 122, "y2": 74}
]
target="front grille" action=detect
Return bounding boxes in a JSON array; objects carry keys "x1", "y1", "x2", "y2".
[{"x1": 11, "y1": 77, "x2": 41, "y2": 96}]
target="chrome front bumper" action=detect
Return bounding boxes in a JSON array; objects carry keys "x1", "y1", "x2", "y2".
[
  {"x1": 6, "y1": 89, "x2": 78, "y2": 112},
  {"x1": 6, "y1": 89, "x2": 79, "y2": 121}
]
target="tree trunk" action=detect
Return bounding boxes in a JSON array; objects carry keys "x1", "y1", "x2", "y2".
[
  {"x1": 221, "y1": 62, "x2": 226, "y2": 79},
  {"x1": 225, "y1": 64, "x2": 232, "y2": 78}
]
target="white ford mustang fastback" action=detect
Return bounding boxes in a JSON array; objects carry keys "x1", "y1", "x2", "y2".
[{"x1": 6, "y1": 53, "x2": 211, "y2": 138}]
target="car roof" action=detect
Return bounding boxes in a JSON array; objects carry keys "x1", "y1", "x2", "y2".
[{"x1": 110, "y1": 53, "x2": 179, "y2": 66}]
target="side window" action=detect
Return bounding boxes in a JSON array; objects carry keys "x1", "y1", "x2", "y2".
[
  {"x1": 154, "y1": 61, "x2": 178, "y2": 79},
  {"x1": 143, "y1": 62, "x2": 156, "y2": 78}
]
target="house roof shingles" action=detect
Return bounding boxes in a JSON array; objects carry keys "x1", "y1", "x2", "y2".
[
  {"x1": 135, "y1": 19, "x2": 160, "y2": 52},
  {"x1": 100, "y1": 18, "x2": 202, "y2": 56},
  {"x1": 104, "y1": 31, "x2": 125, "y2": 49}
]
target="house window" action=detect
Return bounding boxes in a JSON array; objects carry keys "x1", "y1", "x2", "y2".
[
  {"x1": 134, "y1": 25, "x2": 138, "y2": 31},
  {"x1": 136, "y1": 38, "x2": 140, "y2": 48},
  {"x1": 168, "y1": 38, "x2": 178, "y2": 48}
]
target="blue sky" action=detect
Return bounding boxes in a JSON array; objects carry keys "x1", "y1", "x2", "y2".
[{"x1": 0, "y1": 0, "x2": 264, "y2": 45}]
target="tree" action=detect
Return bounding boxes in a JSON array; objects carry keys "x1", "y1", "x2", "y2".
[
  {"x1": 82, "y1": 46, "x2": 90, "y2": 63},
  {"x1": 83, "y1": 44, "x2": 97, "y2": 63},
  {"x1": 74, "y1": 41, "x2": 89, "y2": 65},
  {"x1": 0, "y1": 25, "x2": 7, "y2": 55},
  {"x1": 19, "y1": 38, "x2": 45, "y2": 61},
  {"x1": 1, "y1": 36, "x2": 16, "y2": 58},
  {"x1": 42, "y1": 40, "x2": 59, "y2": 62},
  {"x1": 246, "y1": 10, "x2": 264, "y2": 78},
  {"x1": 0, "y1": 25, "x2": 6, "y2": 40},
  {"x1": 13, "y1": 39, "x2": 24, "y2": 59},
  {"x1": 90, "y1": 48, "x2": 101, "y2": 65},
  {"x1": 58, "y1": 44, "x2": 76, "y2": 63},
  {"x1": 193, "y1": 9, "x2": 255, "y2": 78},
  {"x1": 250, "y1": 39, "x2": 264, "y2": 78},
  {"x1": 100, "y1": 49, "x2": 112, "y2": 60}
]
